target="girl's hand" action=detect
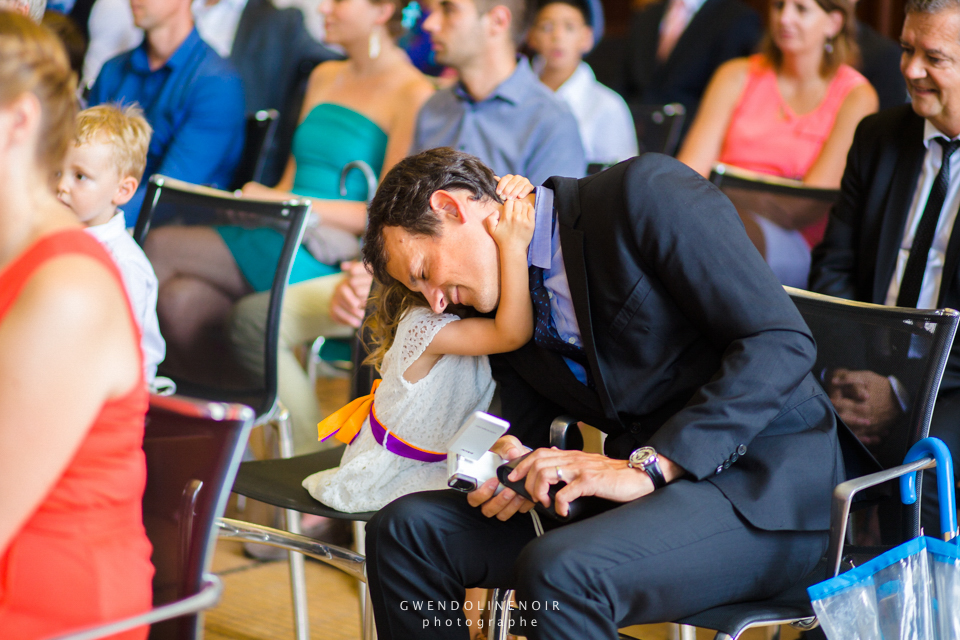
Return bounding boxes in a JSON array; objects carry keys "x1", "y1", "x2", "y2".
[
  {"x1": 495, "y1": 174, "x2": 535, "y2": 200},
  {"x1": 484, "y1": 198, "x2": 536, "y2": 252}
]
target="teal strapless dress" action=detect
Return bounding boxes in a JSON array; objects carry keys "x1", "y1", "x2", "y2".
[{"x1": 219, "y1": 103, "x2": 389, "y2": 292}]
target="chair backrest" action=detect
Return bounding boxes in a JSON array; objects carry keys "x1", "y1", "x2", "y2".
[
  {"x1": 709, "y1": 164, "x2": 839, "y2": 251},
  {"x1": 230, "y1": 109, "x2": 280, "y2": 190},
  {"x1": 786, "y1": 287, "x2": 959, "y2": 545},
  {"x1": 629, "y1": 102, "x2": 686, "y2": 156},
  {"x1": 143, "y1": 394, "x2": 254, "y2": 640},
  {"x1": 134, "y1": 175, "x2": 310, "y2": 417}
]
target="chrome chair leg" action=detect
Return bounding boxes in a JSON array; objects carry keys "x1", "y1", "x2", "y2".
[
  {"x1": 275, "y1": 404, "x2": 310, "y2": 640},
  {"x1": 484, "y1": 588, "x2": 513, "y2": 640},
  {"x1": 680, "y1": 624, "x2": 697, "y2": 640},
  {"x1": 353, "y1": 521, "x2": 377, "y2": 640}
]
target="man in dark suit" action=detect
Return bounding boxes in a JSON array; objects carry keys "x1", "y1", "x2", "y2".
[
  {"x1": 359, "y1": 147, "x2": 869, "y2": 638},
  {"x1": 620, "y1": 0, "x2": 760, "y2": 139},
  {"x1": 810, "y1": 0, "x2": 960, "y2": 534}
]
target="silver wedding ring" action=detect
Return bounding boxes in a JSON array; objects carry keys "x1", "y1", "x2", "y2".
[{"x1": 556, "y1": 466, "x2": 564, "y2": 482}]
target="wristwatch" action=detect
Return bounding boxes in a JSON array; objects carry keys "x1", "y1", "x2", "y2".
[{"x1": 627, "y1": 446, "x2": 666, "y2": 490}]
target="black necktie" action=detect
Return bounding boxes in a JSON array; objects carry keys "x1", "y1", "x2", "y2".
[
  {"x1": 897, "y1": 137, "x2": 960, "y2": 308},
  {"x1": 528, "y1": 265, "x2": 593, "y2": 386}
]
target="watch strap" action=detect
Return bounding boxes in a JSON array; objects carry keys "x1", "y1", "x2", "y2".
[{"x1": 642, "y1": 458, "x2": 667, "y2": 490}]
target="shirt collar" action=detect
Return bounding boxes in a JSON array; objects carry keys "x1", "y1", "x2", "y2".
[
  {"x1": 85, "y1": 211, "x2": 128, "y2": 242},
  {"x1": 555, "y1": 62, "x2": 593, "y2": 104},
  {"x1": 453, "y1": 56, "x2": 537, "y2": 106},
  {"x1": 528, "y1": 186, "x2": 554, "y2": 269},
  {"x1": 130, "y1": 27, "x2": 204, "y2": 73},
  {"x1": 192, "y1": 0, "x2": 247, "y2": 16}
]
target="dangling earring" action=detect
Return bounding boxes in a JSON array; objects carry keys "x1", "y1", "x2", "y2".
[
  {"x1": 369, "y1": 31, "x2": 381, "y2": 59},
  {"x1": 824, "y1": 37, "x2": 834, "y2": 55}
]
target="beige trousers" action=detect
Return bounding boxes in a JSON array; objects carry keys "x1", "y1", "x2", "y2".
[{"x1": 230, "y1": 273, "x2": 354, "y2": 454}]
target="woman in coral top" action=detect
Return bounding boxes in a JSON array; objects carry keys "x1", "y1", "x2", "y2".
[
  {"x1": 0, "y1": 13, "x2": 152, "y2": 639},
  {"x1": 677, "y1": 0, "x2": 877, "y2": 287}
]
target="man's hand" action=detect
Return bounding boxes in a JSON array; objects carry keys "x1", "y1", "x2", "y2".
[
  {"x1": 825, "y1": 368, "x2": 901, "y2": 446},
  {"x1": 467, "y1": 435, "x2": 536, "y2": 521},
  {"x1": 329, "y1": 261, "x2": 373, "y2": 328}
]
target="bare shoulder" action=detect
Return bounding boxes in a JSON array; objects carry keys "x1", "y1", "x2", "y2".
[
  {"x1": 713, "y1": 57, "x2": 752, "y2": 89},
  {"x1": 839, "y1": 81, "x2": 880, "y2": 116},
  {"x1": 307, "y1": 60, "x2": 345, "y2": 94}
]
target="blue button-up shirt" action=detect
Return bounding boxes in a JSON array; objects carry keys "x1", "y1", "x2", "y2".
[
  {"x1": 89, "y1": 28, "x2": 246, "y2": 226},
  {"x1": 413, "y1": 58, "x2": 586, "y2": 186},
  {"x1": 529, "y1": 186, "x2": 587, "y2": 383}
]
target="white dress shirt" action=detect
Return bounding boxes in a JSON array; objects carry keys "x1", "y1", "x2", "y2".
[
  {"x1": 885, "y1": 119, "x2": 960, "y2": 309},
  {"x1": 86, "y1": 212, "x2": 166, "y2": 384},
  {"x1": 192, "y1": 0, "x2": 249, "y2": 58},
  {"x1": 660, "y1": 0, "x2": 708, "y2": 35},
  {"x1": 550, "y1": 61, "x2": 638, "y2": 165}
]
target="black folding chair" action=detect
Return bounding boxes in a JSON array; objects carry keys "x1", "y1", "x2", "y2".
[
  {"x1": 230, "y1": 109, "x2": 281, "y2": 190},
  {"x1": 483, "y1": 287, "x2": 959, "y2": 640},
  {"x1": 629, "y1": 102, "x2": 686, "y2": 156},
  {"x1": 52, "y1": 394, "x2": 254, "y2": 640}
]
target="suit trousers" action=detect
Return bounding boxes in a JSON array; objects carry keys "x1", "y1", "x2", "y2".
[{"x1": 366, "y1": 480, "x2": 828, "y2": 640}]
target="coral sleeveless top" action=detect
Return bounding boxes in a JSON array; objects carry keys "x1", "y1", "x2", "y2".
[
  {"x1": 0, "y1": 229, "x2": 153, "y2": 639},
  {"x1": 718, "y1": 54, "x2": 868, "y2": 245}
]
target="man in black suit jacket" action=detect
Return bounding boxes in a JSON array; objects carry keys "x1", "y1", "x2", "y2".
[
  {"x1": 810, "y1": 0, "x2": 960, "y2": 535},
  {"x1": 621, "y1": 0, "x2": 760, "y2": 139},
  {"x1": 358, "y1": 148, "x2": 868, "y2": 638}
]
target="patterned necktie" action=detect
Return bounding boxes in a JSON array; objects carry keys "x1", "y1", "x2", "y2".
[
  {"x1": 657, "y1": 0, "x2": 691, "y2": 62},
  {"x1": 528, "y1": 265, "x2": 593, "y2": 386},
  {"x1": 897, "y1": 137, "x2": 960, "y2": 308}
]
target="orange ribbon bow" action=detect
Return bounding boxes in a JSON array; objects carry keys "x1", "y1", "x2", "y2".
[{"x1": 317, "y1": 379, "x2": 381, "y2": 445}]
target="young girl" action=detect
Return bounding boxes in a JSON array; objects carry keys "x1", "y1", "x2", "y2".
[{"x1": 302, "y1": 180, "x2": 536, "y2": 512}]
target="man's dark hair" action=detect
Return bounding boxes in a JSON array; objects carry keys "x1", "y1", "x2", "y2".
[
  {"x1": 476, "y1": 0, "x2": 533, "y2": 47},
  {"x1": 906, "y1": 0, "x2": 960, "y2": 13},
  {"x1": 363, "y1": 147, "x2": 502, "y2": 285}
]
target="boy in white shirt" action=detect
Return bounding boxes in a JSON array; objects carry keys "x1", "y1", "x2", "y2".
[
  {"x1": 528, "y1": 0, "x2": 638, "y2": 167},
  {"x1": 57, "y1": 104, "x2": 166, "y2": 385}
]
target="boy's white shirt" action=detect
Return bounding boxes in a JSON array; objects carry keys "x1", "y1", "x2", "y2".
[
  {"x1": 85, "y1": 211, "x2": 165, "y2": 384},
  {"x1": 536, "y1": 60, "x2": 639, "y2": 165}
]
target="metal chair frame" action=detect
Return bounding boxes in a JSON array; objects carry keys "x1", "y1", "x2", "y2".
[
  {"x1": 134, "y1": 175, "x2": 315, "y2": 637},
  {"x1": 630, "y1": 102, "x2": 686, "y2": 157},
  {"x1": 52, "y1": 394, "x2": 255, "y2": 640}
]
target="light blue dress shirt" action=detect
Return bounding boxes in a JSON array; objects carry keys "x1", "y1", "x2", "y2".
[
  {"x1": 529, "y1": 187, "x2": 587, "y2": 383},
  {"x1": 89, "y1": 29, "x2": 246, "y2": 226},
  {"x1": 413, "y1": 58, "x2": 587, "y2": 186}
]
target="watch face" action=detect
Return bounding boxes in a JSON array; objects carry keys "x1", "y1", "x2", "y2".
[{"x1": 630, "y1": 446, "x2": 656, "y2": 467}]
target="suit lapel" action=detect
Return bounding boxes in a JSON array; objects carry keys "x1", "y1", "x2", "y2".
[
  {"x1": 551, "y1": 177, "x2": 618, "y2": 419},
  {"x1": 231, "y1": 0, "x2": 261, "y2": 65},
  {"x1": 874, "y1": 112, "x2": 926, "y2": 303}
]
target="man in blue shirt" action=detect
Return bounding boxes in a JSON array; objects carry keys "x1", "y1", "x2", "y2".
[
  {"x1": 414, "y1": 0, "x2": 586, "y2": 185},
  {"x1": 88, "y1": 0, "x2": 245, "y2": 226}
]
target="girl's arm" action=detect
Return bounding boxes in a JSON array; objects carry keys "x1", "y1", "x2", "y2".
[
  {"x1": 428, "y1": 198, "x2": 536, "y2": 357},
  {"x1": 676, "y1": 58, "x2": 750, "y2": 178}
]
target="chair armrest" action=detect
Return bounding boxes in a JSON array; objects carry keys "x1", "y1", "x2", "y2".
[
  {"x1": 217, "y1": 517, "x2": 366, "y2": 582},
  {"x1": 825, "y1": 457, "x2": 937, "y2": 578},
  {"x1": 49, "y1": 575, "x2": 222, "y2": 640},
  {"x1": 549, "y1": 416, "x2": 582, "y2": 450}
]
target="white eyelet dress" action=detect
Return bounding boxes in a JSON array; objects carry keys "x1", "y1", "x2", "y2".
[{"x1": 303, "y1": 306, "x2": 496, "y2": 512}]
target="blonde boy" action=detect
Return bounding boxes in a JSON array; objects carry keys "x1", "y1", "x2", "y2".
[{"x1": 57, "y1": 104, "x2": 165, "y2": 384}]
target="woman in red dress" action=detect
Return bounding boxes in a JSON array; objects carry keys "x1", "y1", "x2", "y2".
[{"x1": 0, "y1": 13, "x2": 153, "y2": 639}]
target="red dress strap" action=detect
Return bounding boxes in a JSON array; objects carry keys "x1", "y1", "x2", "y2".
[{"x1": 0, "y1": 228, "x2": 129, "y2": 320}]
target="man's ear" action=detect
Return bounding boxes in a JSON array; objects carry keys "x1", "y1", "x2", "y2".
[
  {"x1": 485, "y1": 5, "x2": 513, "y2": 40},
  {"x1": 428, "y1": 190, "x2": 468, "y2": 223},
  {"x1": 112, "y1": 175, "x2": 140, "y2": 207}
]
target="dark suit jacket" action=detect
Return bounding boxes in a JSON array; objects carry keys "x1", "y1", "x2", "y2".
[
  {"x1": 622, "y1": 0, "x2": 761, "y2": 135},
  {"x1": 491, "y1": 155, "x2": 867, "y2": 532},
  {"x1": 857, "y1": 23, "x2": 907, "y2": 112},
  {"x1": 232, "y1": 0, "x2": 340, "y2": 184},
  {"x1": 810, "y1": 105, "x2": 960, "y2": 395}
]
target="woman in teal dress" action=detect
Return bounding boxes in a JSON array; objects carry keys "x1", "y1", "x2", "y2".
[{"x1": 144, "y1": 0, "x2": 434, "y2": 379}]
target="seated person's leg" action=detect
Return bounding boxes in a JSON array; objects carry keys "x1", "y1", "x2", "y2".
[
  {"x1": 368, "y1": 482, "x2": 828, "y2": 640},
  {"x1": 751, "y1": 213, "x2": 812, "y2": 289},
  {"x1": 230, "y1": 273, "x2": 354, "y2": 454},
  {"x1": 366, "y1": 490, "x2": 539, "y2": 640},
  {"x1": 145, "y1": 226, "x2": 251, "y2": 370}
]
